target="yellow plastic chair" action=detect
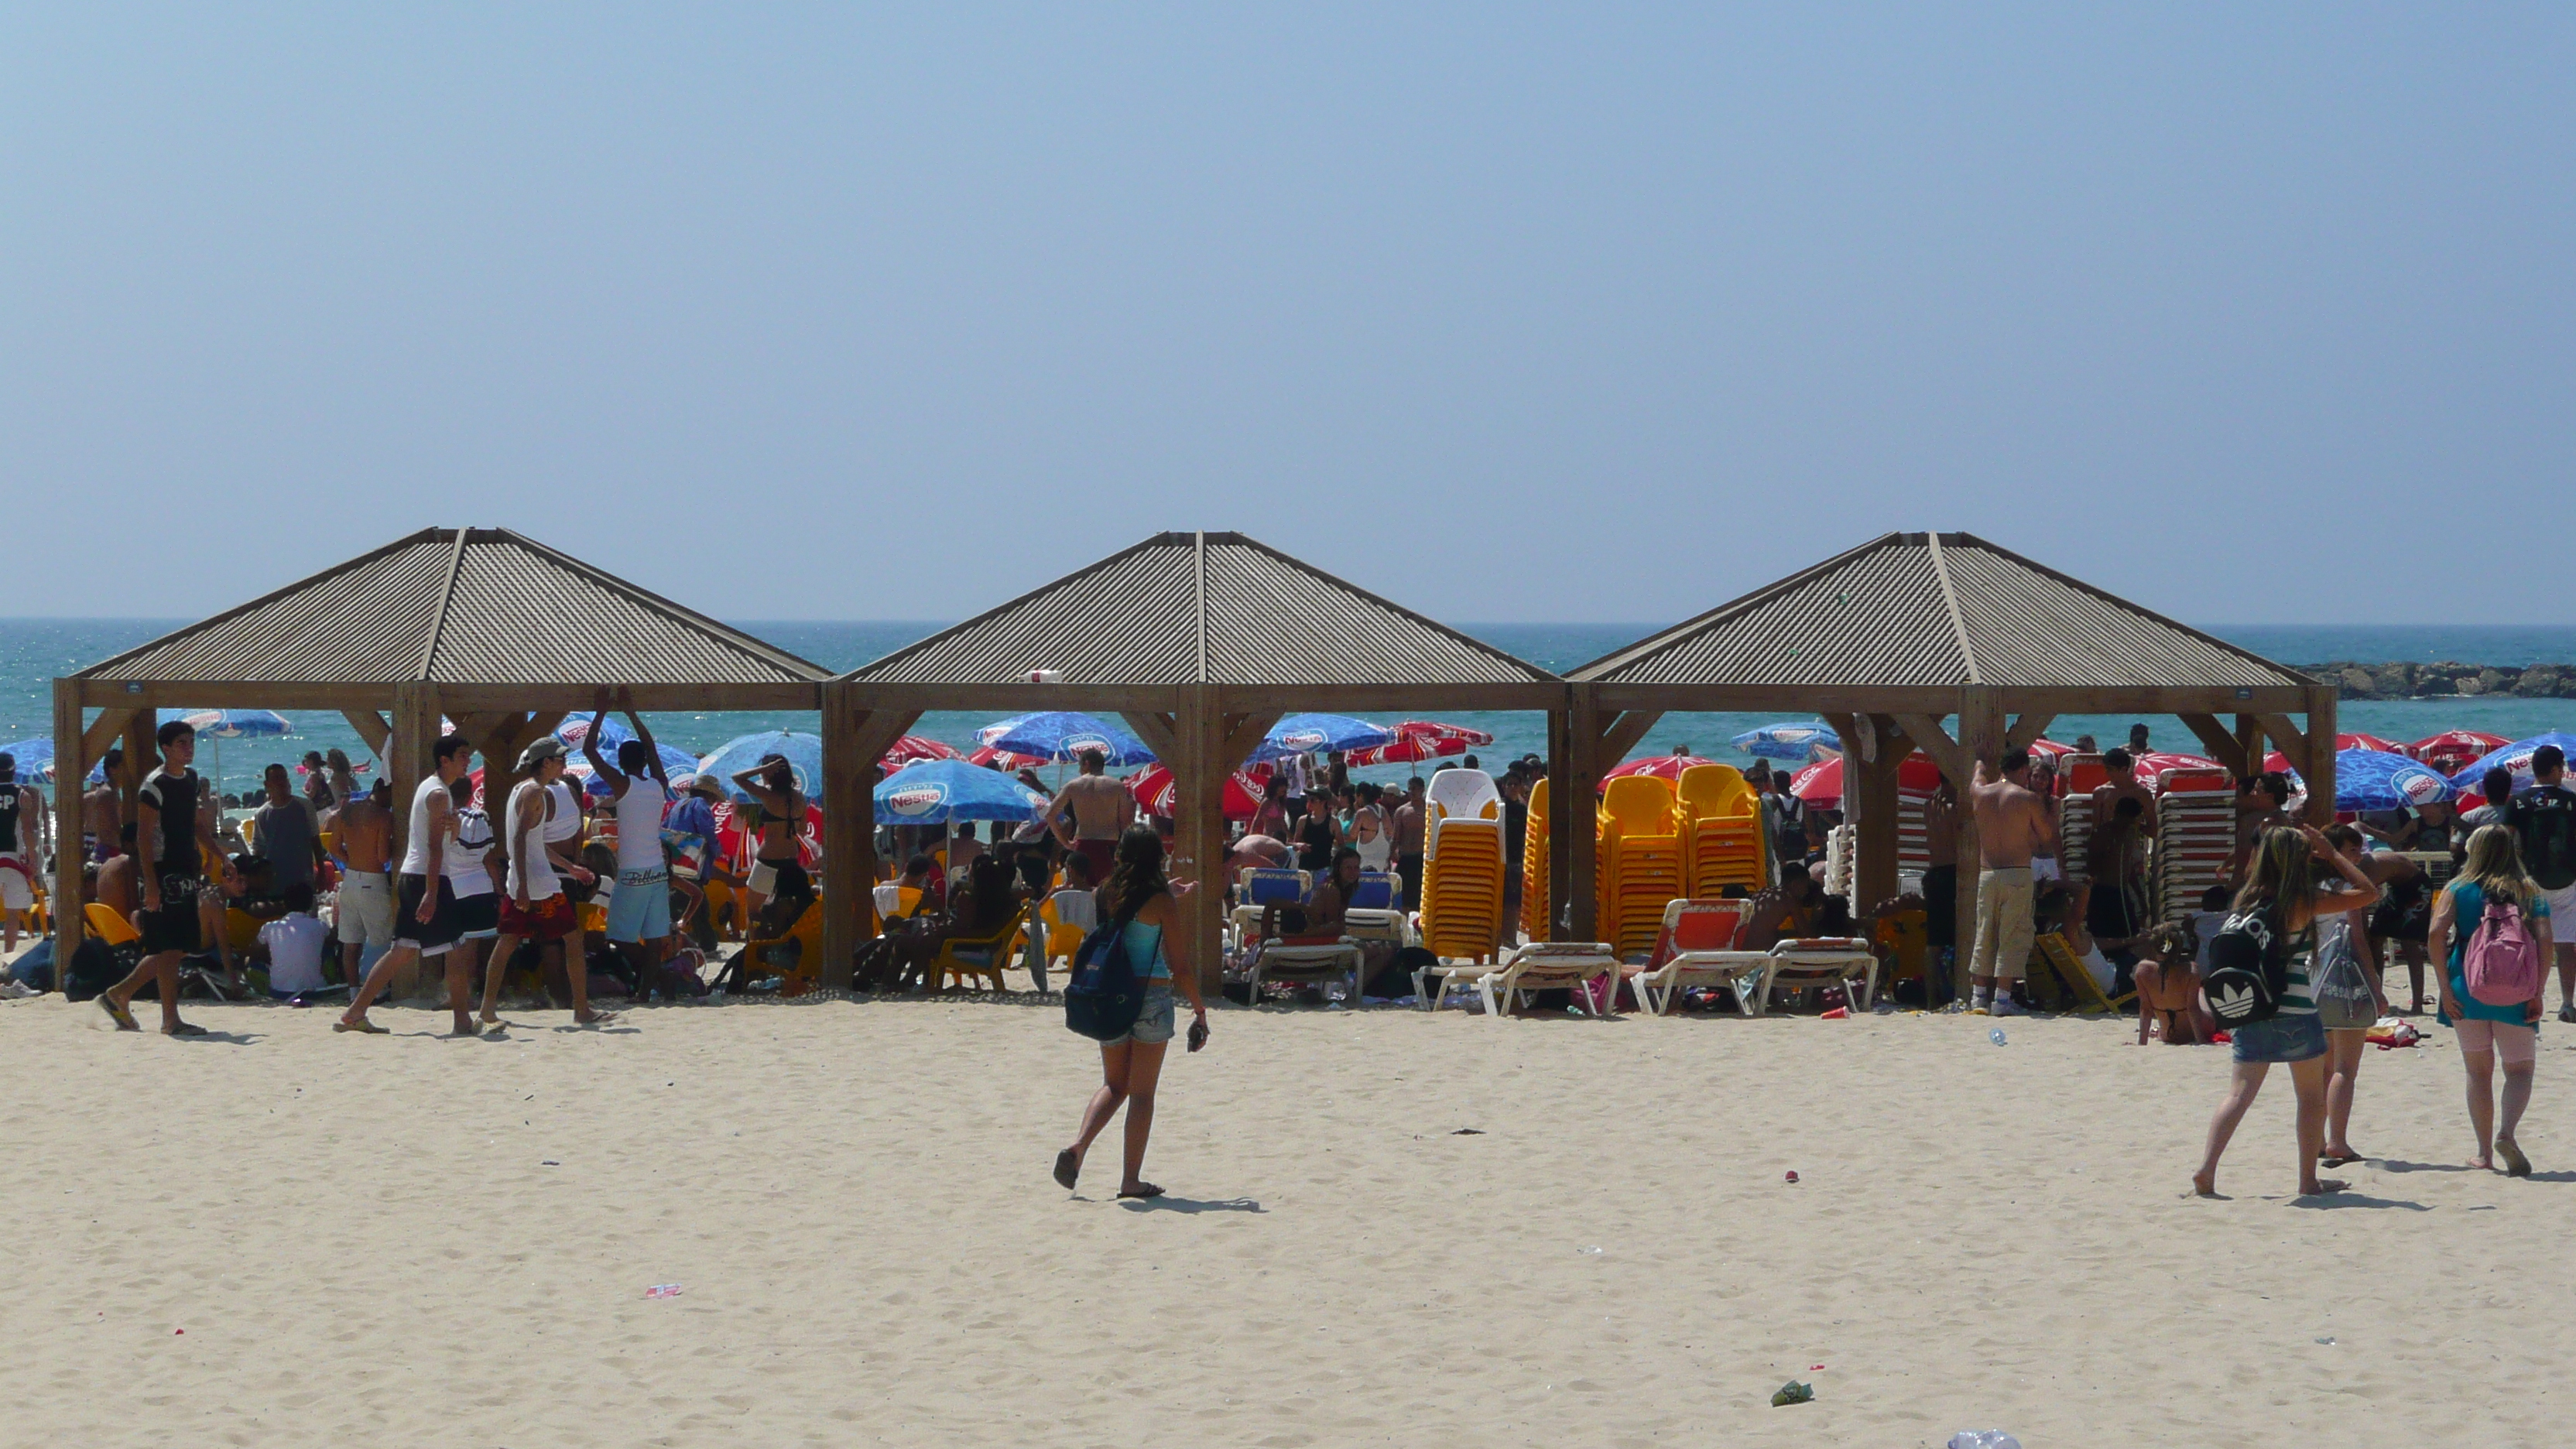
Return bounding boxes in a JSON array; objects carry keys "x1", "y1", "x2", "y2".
[
  {"x1": 742, "y1": 897, "x2": 824, "y2": 996},
  {"x1": 930, "y1": 904, "x2": 1030, "y2": 992},
  {"x1": 85, "y1": 902, "x2": 142, "y2": 948},
  {"x1": 1039, "y1": 891, "x2": 1094, "y2": 976}
]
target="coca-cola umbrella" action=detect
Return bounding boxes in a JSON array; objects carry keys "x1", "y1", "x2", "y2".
[
  {"x1": 1602, "y1": 755, "x2": 1717, "y2": 786},
  {"x1": 1128, "y1": 762, "x2": 1274, "y2": 821},
  {"x1": 1344, "y1": 720, "x2": 1496, "y2": 767},
  {"x1": 2337, "y1": 733, "x2": 2406, "y2": 755},
  {"x1": 1789, "y1": 752, "x2": 1946, "y2": 803},
  {"x1": 2410, "y1": 729, "x2": 2510, "y2": 773},
  {"x1": 879, "y1": 735, "x2": 962, "y2": 769},
  {"x1": 2127, "y1": 751, "x2": 2222, "y2": 787},
  {"x1": 966, "y1": 744, "x2": 1050, "y2": 771}
]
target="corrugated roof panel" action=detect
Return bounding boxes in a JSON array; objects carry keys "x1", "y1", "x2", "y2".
[
  {"x1": 1576, "y1": 532, "x2": 2311, "y2": 690},
  {"x1": 77, "y1": 528, "x2": 827, "y2": 685},
  {"x1": 847, "y1": 533, "x2": 1558, "y2": 686}
]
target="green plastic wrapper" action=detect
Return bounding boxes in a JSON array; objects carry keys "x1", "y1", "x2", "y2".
[{"x1": 1770, "y1": 1380, "x2": 1814, "y2": 1406}]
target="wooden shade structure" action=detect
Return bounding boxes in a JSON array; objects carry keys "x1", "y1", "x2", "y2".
[
  {"x1": 51, "y1": 527, "x2": 829, "y2": 963},
  {"x1": 824, "y1": 531, "x2": 1564, "y2": 989},
  {"x1": 1567, "y1": 533, "x2": 2333, "y2": 994}
]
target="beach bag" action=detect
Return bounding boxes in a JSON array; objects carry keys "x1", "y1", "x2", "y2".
[
  {"x1": 2462, "y1": 898, "x2": 2544, "y2": 1007},
  {"x1": 2202, "y1": 906, "x2": 2288, "y2": 1029},
  {"x1": 2312, "y1": 926, "x2": 2378, "y2": 1030},
  {"x1": 63, "y1": 938, "x2": 127, "y2": 1002},
  {"x1": 1063, "y1": 902, "x2": 1149, "y2": 1042}
]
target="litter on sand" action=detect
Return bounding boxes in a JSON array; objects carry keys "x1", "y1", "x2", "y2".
[
  {"x1": 645, "y1": 1284, "x2": 683, "y2": 1299},
  {"x1": 1770, "y1": 1380, "x2": 1814, "y2": 1406}
]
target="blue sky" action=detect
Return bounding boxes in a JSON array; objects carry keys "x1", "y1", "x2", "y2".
[{"x1": 5, "y1": 7, "x2": 2568, "y2": 625}]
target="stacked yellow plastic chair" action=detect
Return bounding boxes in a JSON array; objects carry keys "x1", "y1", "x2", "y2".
[
  {"x1": 1675, "y1": 765, "x2": 1767, "y2": 897},
  {"x1": 1519, "y1": 776, "x2": 1552, "y2": 941},
  {"x1": 1596, "y1": 776, "x2": 1687, "y2": 957},
  {"x1": 1418, "y1": 769, "x2": 1507, "y2": 964}
]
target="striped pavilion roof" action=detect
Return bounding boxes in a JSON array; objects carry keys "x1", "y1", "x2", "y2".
[
  {"x1": 77, "y1": 528, "x2": 827, "y2": 685},
  {"x1": 845, "y1": 532, "x2": 1556, "y2": 687},
  {"x1": 1572, "y1": 533, "x2": 2313, "y2": 690}
]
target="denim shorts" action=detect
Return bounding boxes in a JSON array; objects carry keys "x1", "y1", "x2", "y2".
[
  {"x1": 2231, "y1": 1011, "x2": 2327, "y2": 1065},
  {"x1": 1112, "y1": 983, "x2": 1176, "y2": 1046}
]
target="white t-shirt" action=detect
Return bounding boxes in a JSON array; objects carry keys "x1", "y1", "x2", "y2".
[
  {"x1": 614, "y1": 778, "x2": 670, "y2": 873},
  {"x1": 259, "y1": 913, "x2": 331, "y2": 995}
]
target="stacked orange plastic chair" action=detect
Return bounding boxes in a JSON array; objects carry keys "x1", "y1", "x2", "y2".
[
  {"x1": 1675, "y1": 764, "x2": 1767, "y2": 897},
  {"x1": 1418, "y1": 769, "x2": 1506, "y2": 964},
  {"x1": 1595, "y1": 776, "x2": 1687, "y2": 957},
  {"x1": 1519, "y1": 776, "x2": 1551, "y2": 940}
]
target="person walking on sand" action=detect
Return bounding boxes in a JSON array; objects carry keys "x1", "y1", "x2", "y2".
[
  {"x1": 2427, "y1": 824, "x2": 2553, "y2": 1177},
  {"x1": 440, "y1": 771, "x2": 503, "y2": 1035},
  {"x1": 481, "y1": 737, "x2": 611, "y2": 1027},
  {"x1": 1043, "y1": 747, "x2": 1136, "y2": 886},
  {"x1": 1053, "y1": 827, "x2": 1208, "y2": 1200},
  {"x1": 2316, "y1": 826, "x2": 2394, "y2": 1166},
  {"x1": 2191, "y1": 825, "x2": 2381, "y2": 1199},
  {"x1": 98, "y1": 720, "x2": 224, "y2": 1035},
  {"x1": 337, "y1": 733, "x2": 471, "y2": 1034},
  {"x1": 1968, "y1": 747, "x2": 2057, "y2": 1016},
  {"x1": 2502, "y1": 744, "x2": 2576, "y2": 1023},
  {"x1": 334, "y1": 777, "x2": 397, "y2": 988}
]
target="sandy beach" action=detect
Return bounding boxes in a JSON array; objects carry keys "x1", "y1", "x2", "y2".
[{"x1": 0, "y1": 993, "x2": 2564, "y2": 1447}]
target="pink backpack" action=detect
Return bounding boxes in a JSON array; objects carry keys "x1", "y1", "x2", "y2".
[{"x1": 2463, "y1": 896, "x2": 2545, "y2": 1007}]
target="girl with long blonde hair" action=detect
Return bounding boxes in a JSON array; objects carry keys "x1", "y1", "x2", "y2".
[{"x1": 2426, "y1": 824, "x2": 2553, "y2": 1175}]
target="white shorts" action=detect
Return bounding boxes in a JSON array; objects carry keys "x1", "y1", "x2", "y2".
[
  {"x1": 2545, "y1": 882, "x2": 2576, "y2": 940},
  {"x1": 0, "y1": 855, "x2": 32, "y2": 913},
  {"x1": 341, "y1": 871, "x2": 396, "y2": 948}
]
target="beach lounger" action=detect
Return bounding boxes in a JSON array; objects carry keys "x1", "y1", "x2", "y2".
[
  {"x1": 1747, "y1": 936, "x2": 1879, "y2": 1015},
  {"x1": 1245, "y1": 934, "x2": 1362, "y2": 1003},
  {"x1": 1478, "y1": 940, "x2": 1619, "y2": 1019},
  {"x1": 1227, "y1": 866, "x2": 1312, "y2": 949},
  {"x1": 1626, "y1": 899, "x2": 1769, "y2": 1015}
]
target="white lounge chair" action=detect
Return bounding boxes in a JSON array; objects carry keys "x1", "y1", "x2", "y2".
[
  {"x1": 1747, "y1": 937, "x2": 1880, "y2": 1015},
  {"x1": 1627, "y1": 899, "x2": 1773, "y2": 1016},
  {"x1": 1477, "y1": 940, "x2": 1619, "y2": 1019},
  {"x1": 1245, "y1": 934, "x2": 1363, "y2": 1004}
]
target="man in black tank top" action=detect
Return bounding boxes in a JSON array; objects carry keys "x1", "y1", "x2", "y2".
[
  {"x1": 100, "y1": 721, "x2": 224, "y2": 1034},
  {"x1": 0, "y1": 752, "x2": 42, "y2": 954}
]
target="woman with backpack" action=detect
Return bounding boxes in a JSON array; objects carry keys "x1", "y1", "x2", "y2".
[
  {"x1": 1053, "y1": 827, "x2": 1208, "y2": 1199},
  {"x1": 2191, "y1": 824, "x2": 2381, "y2": 1199},
  {"x1": 2427, "y1": 824, "x2": 2553, "y2": 1177}
]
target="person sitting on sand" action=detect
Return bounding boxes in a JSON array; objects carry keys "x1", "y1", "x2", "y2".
[
  {"x1": 2132, "y1": 922, "x2": 2208, "y2": 1045},
  {"x1": 2191, "y1": 824, "x2": 2381, "y2": 1199}
]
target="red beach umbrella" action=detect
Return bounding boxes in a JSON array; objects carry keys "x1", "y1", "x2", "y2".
[
  {"x1": 1788, "y1": 752, "x2": 1945, "y2": 803},
  {"x1": 1345, "y1": 720, "x2": 1497, "y2": 766},
  {"x1": 1128, "y1": 762, "x2": 1273, "y2": 821},
  {"x1": 2409, "y1": 730, "x2": 2509, "y2": 774},
  {"x1": 1602, "y1": 755, "x2": 1717, "y2": 786}
]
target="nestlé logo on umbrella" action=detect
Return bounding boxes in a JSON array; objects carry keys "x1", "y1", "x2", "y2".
[{"x1": 888, "y1": 783, "x2": 947, "y2": 817}]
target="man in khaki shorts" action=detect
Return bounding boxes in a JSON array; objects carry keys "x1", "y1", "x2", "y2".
[
  {"x1": 1970, "y1": 746, "x2": 2057, "y2": 1016},
  {"x1": 334, "y1": 779, "x2": 396, "y2": 984}
]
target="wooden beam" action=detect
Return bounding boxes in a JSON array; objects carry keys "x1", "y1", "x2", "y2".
[
  {"x1": 845, "y1": 683, "x2": 1186, "y2": 714},
  {"x1": 821, "y1": 689, "x2": 920, "y2": 991},
  {"x1": 340, "y1": 710, "x2": 392, "y2": 756},
  {"x1": 385, "y1": 683, "x2": 438, "y2": 865},
  {"x1": 118, "y1": 713, "x2": 156, "y2": 825},
  {"x1": 78, "y1": 707, "x2": 135, "y2": 772},
  {"x1": 1832, "y1": 714, "x2": 1901, "y2": 916},
  {"x1": 435, "y1": 683, "x2": 823, "y2": 714},
  {"x1": 1892, "y1": 714, "x2": 1971, "y2": 782},
  {"x1": 77, "y1": 680, "x2": 399, "y2": 711},
  {"x1": 1565, "y1": 686, "x2": 1602, "y2": 942},
  {"x1": 1218, "y1": 712, "x2": 1279, "y2": 771},
  {"x1": 2235, "y1": 715, "x2": 2264, "y2": 777},
  {"x1": 2004, "y1": 713, "x2": 2057, "y2": 752},
  {"x1": 2255, "y1": 714, "x2": 2312, "y2": 777},
  {"x1": 2301, "y1": 687, "x2": 2338, "y2": 826},
  {"x1": 1595, "y1": 709, "x2": 1663, "y2": 772},
  {"x1": 1118, "y1": 711, "x2": 1180, "y2": 767},
  {"x1": 1175, "y1": 684, "x2": 1228, "y2": 997},
  {"x1": 2177, "y1": 714, "x2": 2251, "y2": 775},
  {"x1": 1593, "y1": 683, "x2": 1967, "y2": 714},
  {"x1": 50, "y1": 680, "x2": 85, "y2": 978},
  {"x1": 1544, "y1": 701, "x2": 1573, "y2": 940},
  {"x1": 1207, "y1": 682, "x2": 1564, "y2": 714}
]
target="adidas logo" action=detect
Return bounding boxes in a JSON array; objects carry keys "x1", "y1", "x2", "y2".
[{"x1": 2210, "y1": 981, "x2": 2257, "y2": 1019}]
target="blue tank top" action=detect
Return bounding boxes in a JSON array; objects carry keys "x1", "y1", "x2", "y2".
[{"x1": 1121, "y1": 919, "x2": 1170, "y2": 980}]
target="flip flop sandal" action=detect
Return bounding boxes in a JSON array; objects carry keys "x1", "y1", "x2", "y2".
[
  {"x1": 1117, "y1": 1184, "x2": 1165, "y2": 1200},
  {"x1": 164, "y1": 1022, "x2": 208, "y2": 1037},
  {"x1": 97, "y1": 995, "x2": 140, "y2": 1031},
  {"x1": 1053, "y1": 1149, "x2": 1080, "y2": 1190},
  {"x1": 332, "y1": 1019, "x2": 389, "y2": 1034},
  {"x1": 2499, "y1": 1141, "x2": 2532, "y2": 1177}
]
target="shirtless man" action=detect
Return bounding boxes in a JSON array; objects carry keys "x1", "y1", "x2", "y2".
[
  {"x1": 334, "y1": 778, "x2": 396, "y2": 988},
  {"x1": 1392, "y1": 776, "x2": 1428, "y2": 912},
  {"x1": 98, "y1": 720, "x2": 222, "y2": 1035},
  {"x1": 1045, "y1": 748, "x2": 1136, "y2": 886},
  {"x1": 1969, "y1": 746, "x2": 2057, "y2": 1016},
  {"x1": 2091, "y1": 747, "x2": 2159, "y2": 839},
  {"x1": 83, "y1": 748, "x2": 123, "y2": 863},
  {"x1": 94, "y1": 826, "x2": 140, "y2": 917}
]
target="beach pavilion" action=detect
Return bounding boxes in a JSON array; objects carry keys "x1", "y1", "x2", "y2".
[
  {"x1": 49, "y1": 527, "x2": 831, "y2": 961},
  {"x1": 820, "y1": 531, "x2": 1567, "y2": 988},
  {"x1": 1562, "y1": 531, "x2": 2335, "y2": 993}
]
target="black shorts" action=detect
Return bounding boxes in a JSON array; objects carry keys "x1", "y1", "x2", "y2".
[
  {"x1": 452, "y1": 891, "x2": 499, "y2": 940},
  {"x1": 393, "y1": 873, "x2": 461, "y2": 955},
  {"x1": 139, "y1": 875, "x2": 204, "y2": 954},
  {"x1": 759, "y1": 860, "x2": 810, "y2": 899}
]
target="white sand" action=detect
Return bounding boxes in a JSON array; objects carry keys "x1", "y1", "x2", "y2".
[{"x1": 4, "y1": 992, "x2": 2570, "y2": 1447}]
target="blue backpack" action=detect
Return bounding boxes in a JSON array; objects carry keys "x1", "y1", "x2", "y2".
[{"x1": 1064, "y1": 903, "x2": 1150, "y2": 1041}]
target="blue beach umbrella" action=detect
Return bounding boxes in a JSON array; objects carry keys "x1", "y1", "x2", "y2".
[
  {"x1": 697, "y1": 731, "x2": 825, "y2": 800},
  {"x1": 1731, "y1": 721, "x2": 1838, "y2": 762},
  {"x1": 163, "y1": 708, "x2": 294, "y2": 738},
  {"x1": 0, "y1": 738, "x2": 52, "y2": 784},
  {"x1": 1247, "y1": 713, "x2": 1396, "y2": 765},
  {"x1": 2329, "y1": 748, "x2": 2458, "y2": 814},
  {"x1": 978, "y1": 711, "x2": 1156, "y2": 767},
  {"x1": 2445, "y1": 732, "x2": 2576, "y2": 797},
  {"x1": 872, "y1": 758, "x2": 1049, "y2": 825}
]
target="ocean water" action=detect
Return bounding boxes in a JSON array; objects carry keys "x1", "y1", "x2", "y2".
[{"x1": 4, "y1": 618, "x2": 2571, "y2": 796}]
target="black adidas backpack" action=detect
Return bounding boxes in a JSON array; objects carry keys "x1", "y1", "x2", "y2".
[{"x1": 2203, "y1": 906, "x2": 2288, "y2": 1029}]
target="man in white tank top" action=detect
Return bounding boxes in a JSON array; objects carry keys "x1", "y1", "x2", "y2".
[
  {"x1": 479, "y1": 735, "x2": 615, "y2": 1027},
  {"x1": 339, "y1": 734, "x2": 473, "y2": 1034},
  {"x1": 582, "y1": 689, "x2": 680, "y2": 988}
]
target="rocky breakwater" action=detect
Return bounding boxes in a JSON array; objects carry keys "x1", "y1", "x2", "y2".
[{"x1": 2306, "y1": 661, "x2": 2576, "y2": 700}]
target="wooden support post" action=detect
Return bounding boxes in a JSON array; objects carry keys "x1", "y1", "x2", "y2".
[
  {"x1": 1118, "y1": 711, "x2": 1180, "y2": 769},
  {"x1": 824, "y1": 694, "x2": 921, "y2": 991},
  {"x1": 119, "y1": 713, "x2": 157, "y2": 827},
  {"x1": 2256, "y1": 714, "x2": 2314, "y2": 779},
  {"x1": 1545, "y1": 697, "x2": 1574, "y2": 940},
  {"x1": 2177, "y1": 714, "x2": 2251, "y2": 776},
  {"x1": 79, "y1": 707, "x2": 134, "y2": 776},
  {"x1": 1596, "y1": 710, "x2": 1663, "y2": 774},
  {"x1": 2234, "y1": 715, "x2": 2264, "y2": 779},
  {"x1": 340, "y1": 710, "x2": 392, "y2": 757},
  {"x1": 385, "y1": 684, "x2": 439, "y2": 864},
  {"x1": 2003, "y1": 713, "x2": 2057, "y2": 752},
  {"x1": 50, "y1": 681, "x2": 85, "y2": 967},
  {"x1": 2300, "y1": 687, "x2": 2338, "y2": 826},
  {"x1": 1565, "y1": 686, "x2": 1601, "y2": 942},
  {"x1": 1831, "y1": 713, "x2": 1904, "y2": 918},
  {"x1": 1174, "y1": 683, "x2": 1228, "y2": 998}
]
